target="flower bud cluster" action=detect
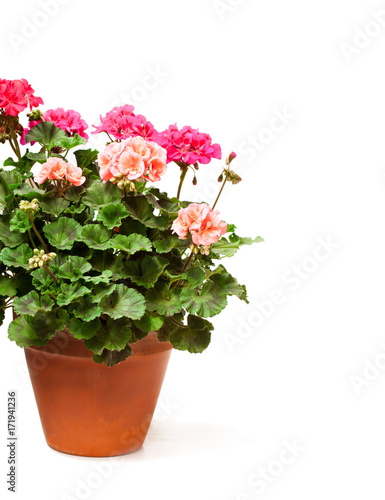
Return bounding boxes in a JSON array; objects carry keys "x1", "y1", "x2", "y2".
[
  {"x1": 19, "y1": 198, "x2": 39, "y2": 214},
  {"x1": 28, "y1": 249, "x2": 56, "y2": 269}
]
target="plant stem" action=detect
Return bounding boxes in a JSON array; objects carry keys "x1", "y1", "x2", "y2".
[
  {"x1": 27, "y1": 229, "x2": 36, "y2": 248},
  {"x1": 177, "y1": 166, "x2": 188, "y2": 199},
  {"x1": 28, "y1": 212, "x2": 48, "y2": 253},
  {"x1": 212, "y1": 175, "x2": 228, "y2": 210},
  {"x1": 43, "y1": 263, "x2": 58, "y2": 283},
  {"x1": 180, "y1": 250, "x2": 194, "y2": 274},
  {"x1": 169, "y1": 316, "x2": 185, "y2": 328}
]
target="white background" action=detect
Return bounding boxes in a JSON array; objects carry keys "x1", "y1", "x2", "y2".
[{"x1": 1, "y1": 0, "x2": 385, "y2": 498}]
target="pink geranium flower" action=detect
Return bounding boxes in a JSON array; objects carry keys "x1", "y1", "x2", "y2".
[
  {"x1": 172, "y1": 203, "x2": 227, "y2": 247},
  {"x1": 92, "y1": 105, "x2": 166, "y2": 147},
  {"x1": 34, "y1": 157, "x2": 86, "y2": 186},
  {"x1": 0, "y1": 78, "x2": 43, "y2": 117},
  {"x1": 21, "y1": 108, "x2": 89, "y2": 145},
  {"x1": 162, "y1": 124, "x2": 222, "y2": 165},
  {"x1": 98, "y1": 136, "x2": 167, "y2": 184}
]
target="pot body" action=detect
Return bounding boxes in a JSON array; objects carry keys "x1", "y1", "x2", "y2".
[{"x1": 24, "y1": 329, "x2": 173, "y2": 457}]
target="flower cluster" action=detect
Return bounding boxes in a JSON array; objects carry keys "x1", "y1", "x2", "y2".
[
  {"x1": 98, "y1": 136, "x2": 167, "y2": 188},
  {"x1": 21, "y1": 108, "x2": 89, "y2": 145},
  {"x1": 19, "y1": 198, "x2": 39, "y2": 214},
  {"x1": 93, "y1": 105, "x2": 165, "y2": 146},
  {"x1": 28, "y1": 249, "x2": 56, "y2": 269},
  {"x1": 0, "y1": 79, "x2": 43, "y2": 117},
  {"x1": 162, "y1": 124, "x2": 222, "y2": 165},
  {"x1": 34, "y1": 157, "x2": 86, "y2": 186},
  {"x1": 172, "y1": 203, "x2": 227, "y2": 248}
]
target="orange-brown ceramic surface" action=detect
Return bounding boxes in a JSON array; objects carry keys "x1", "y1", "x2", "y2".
[{"x1": 24, "y1": 330, "x2": 172, "y2": 457}]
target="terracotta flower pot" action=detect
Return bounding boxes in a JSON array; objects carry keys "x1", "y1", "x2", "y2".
[{"x1": 24, "y1": 329, "x2": 173, "y2": 457}]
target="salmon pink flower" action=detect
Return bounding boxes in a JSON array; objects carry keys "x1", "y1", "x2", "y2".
[
  {"x1": 65, "y1": 163, "x2": 86, "y2": 186},
  {"x1": 172, "y1": 203, "x2": 227, "y2": 248},
  {"x1": 98, "y1": 136, "x2": 167, "y2": 186},
  {"x1": 34, "y1": 158, "x2": 86, "y2": 186}
]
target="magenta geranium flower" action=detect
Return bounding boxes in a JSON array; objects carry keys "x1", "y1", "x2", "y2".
[
  {"x1": 43, "y1": 108, "x2": 89, "y2": 139},
  {"x1": 0, "y1": 78, "x2": 43, "y2": 117},
  {"x1": 162, "y1": 124, "x2": 222, "y2": 165}
]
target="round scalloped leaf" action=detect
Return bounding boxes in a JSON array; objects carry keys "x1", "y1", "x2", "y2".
[
  {"x1": 13, "y1": 290, "x2": 54, "y2": 315},
  {"x1": 78, "y1": 224, "x2": 111, "y2": 250},
  {"x1": 169, "y1": 315, "x2": 213, "y2": 353},
  {"x1": 57, "y1": 283, "x2": 91, "y2": 307},
  {"x1": 0, "y1": 275, "x2": 18, "y2": 297},
  {"x1": 39, "y1": 197, "x2": 70, "y2": 216},
  {"x1": 109, "y1": 234, "x2": 152, "y2": 255},
  {"x1": 25, "y1": 121, "x2": 67, "y2": 148},
  {"x1": 70, "y1": 295, "x2": 101, "y2": 321},
  {"x1": 57, "y1": 256, "x2": 92, "y2": 282},
  {"x1": 124, "y1": 195, "x2": 168, "y2": 229},
  {"x1": 92, "y1": 345, "x2": 133, "y2": 367},
  {"x1": 180, "y1": 281, "x2": 227, "y2": 317},
  {"x1": 0, "y1": 244, "x2": 33, "y2": 269},
  {"x1": 82, "y1": 182, "x2": 121, "y2": 209},
  {"x1": 85, "y1": 317, "x2": 132, "y2": 354},
  {"x1": 123, "y1": 255, "x2": 168, "y2": 289},
  {"x1": 8, "y1": 310, "x2": 68, "y2": 348},
  {"x1": 97, "y1": 203, "x2": 129, "y2": 230},
  {"x1": 43, "y1": 218, "x2": 82, "y2": 250},
  {"x1": 145, "y1": 283, "x2": 182, "y2": 316},
  {"x1": 68, "y1": 317, "x2": 102, "y2": 340},
  {"x1": 0, "y1": 215, "x2": 27, "y2": 247},
  {"x1": 10, "y1": 210, "x2": 32, "y2": 234},
  {"x1": 99, "y1": 284, "x2": 145, "y2": 320}
]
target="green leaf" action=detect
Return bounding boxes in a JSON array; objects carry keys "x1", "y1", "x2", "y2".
[
  {"x1": 145, "y1": 283, "x2": 182, "y2": 316},
  {"x1": 83, "y1": 182, "x2": 121, "y2": 209},
  {"x1": 96, "y1": 203, "x2": 129, "y2": 230},
  {"x1": 26, "y1": 151, "x2": 47, "y2": 163},
  {"x1": 0, "y1": 244, "x2": 33, "y2": 269},
  {"x1": 92, "y1": 283, "x2": 116, "y2": 301},
  {"x1": 10, "y1": 210, "x2": 32, "y2": 233},
  {"x1": 57, "y1": 282, "x2": 91, "y2": 306},
  {"x1": 53, "y1": 134, "x2": 87, "y2": 151},
  {"x1": 134, "y1": 312, "x2": 164, "y2": 333},
  {"x1": 119, "y1": 218, "x2": 147, "y2": 237},
  {"x1": 13, "y1": 291, "x2": 54, "y2": 315},
  {"x1": 74, "y1": 149, "x2": 98, "y2": 169},
  {"x1": 109, "y1": 234, "x2": 152, "y2": 255},
  {"x1": 8, "y1": 310, "x2": 68, "y2": 347},
  {"x1": 211, "y1": 235, "x2": 264, "y2": 258},
  {"x1": 89, "y1": 251, "x2": 123, "y2": 276},
  {"x1": 78, "y1": 224, "x2": 111, "y2": 250},
  {"x1": 123, "y1": 255, "x2": 168, "y2": 289},
  {"x1": 85, "y1": 317, "x2": 132, "y2": 354},
  {"x1": 124, "y1": 195, "x2": 168, "y2": 229},
  {"x1": 31, "y1": 267, "x2": 54, "y2": 290},
  {"x1": 57, "y1": 256, "x2": 92, "y2": 281},
  {"x1": 0, "y1": 216, "x2": 27, "y2": 247},
  {"x1": 210, "y1": 266, "x2": 248, "y2": 303},
  {"x1": 14, "y1": 184, "x2": 48, "y2": 200},
  {"x1": 25, "y1": 122, "x2": 66, "y2": 149},
  {"x1": 92, "y1": 345, "x2": 133, "y2": 367},
  {"x1": 39, "y1": 197, "x2": 70, "y2": 216},
  {"x1": 184, "y1": 267, "x2": 206, "y2": 287},
  {"x1": 83, "y1": 270, "x2": 113, "y2": 285},
  {"x1": 43, "y1": 218, "x2": 82, "y2": 250},
  {"x1": 99, "y1": 284, "x2": 145, "y2": 320},
  {"x1": 64, "y1": 185, "x2": 86, "y2": 202},
  {"x1": 0, "y1": 275, "x2": 18, "y2": 297},
  {"x1": 169, "y1": 315, "x2": 213, "y2": 353},
  {"x1": 70, "y1": 295, "x2": 101, "y2": 321},
  {"x1": 0, "y1": 170, "x2": 22, "y2": 209},
  {"x1": 180, "y1": 281, "x2": 227, "y2": 317},
  {"x1": 153, "y1": 231, "x2": 190, "y2": 254},
  {"x1": 68, "y1": 317, "x2": 102, "y2": 340}
]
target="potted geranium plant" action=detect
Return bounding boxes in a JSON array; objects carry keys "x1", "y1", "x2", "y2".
[{"x1": 0, "y1": 78, "x2": 263, "y2": 457}]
